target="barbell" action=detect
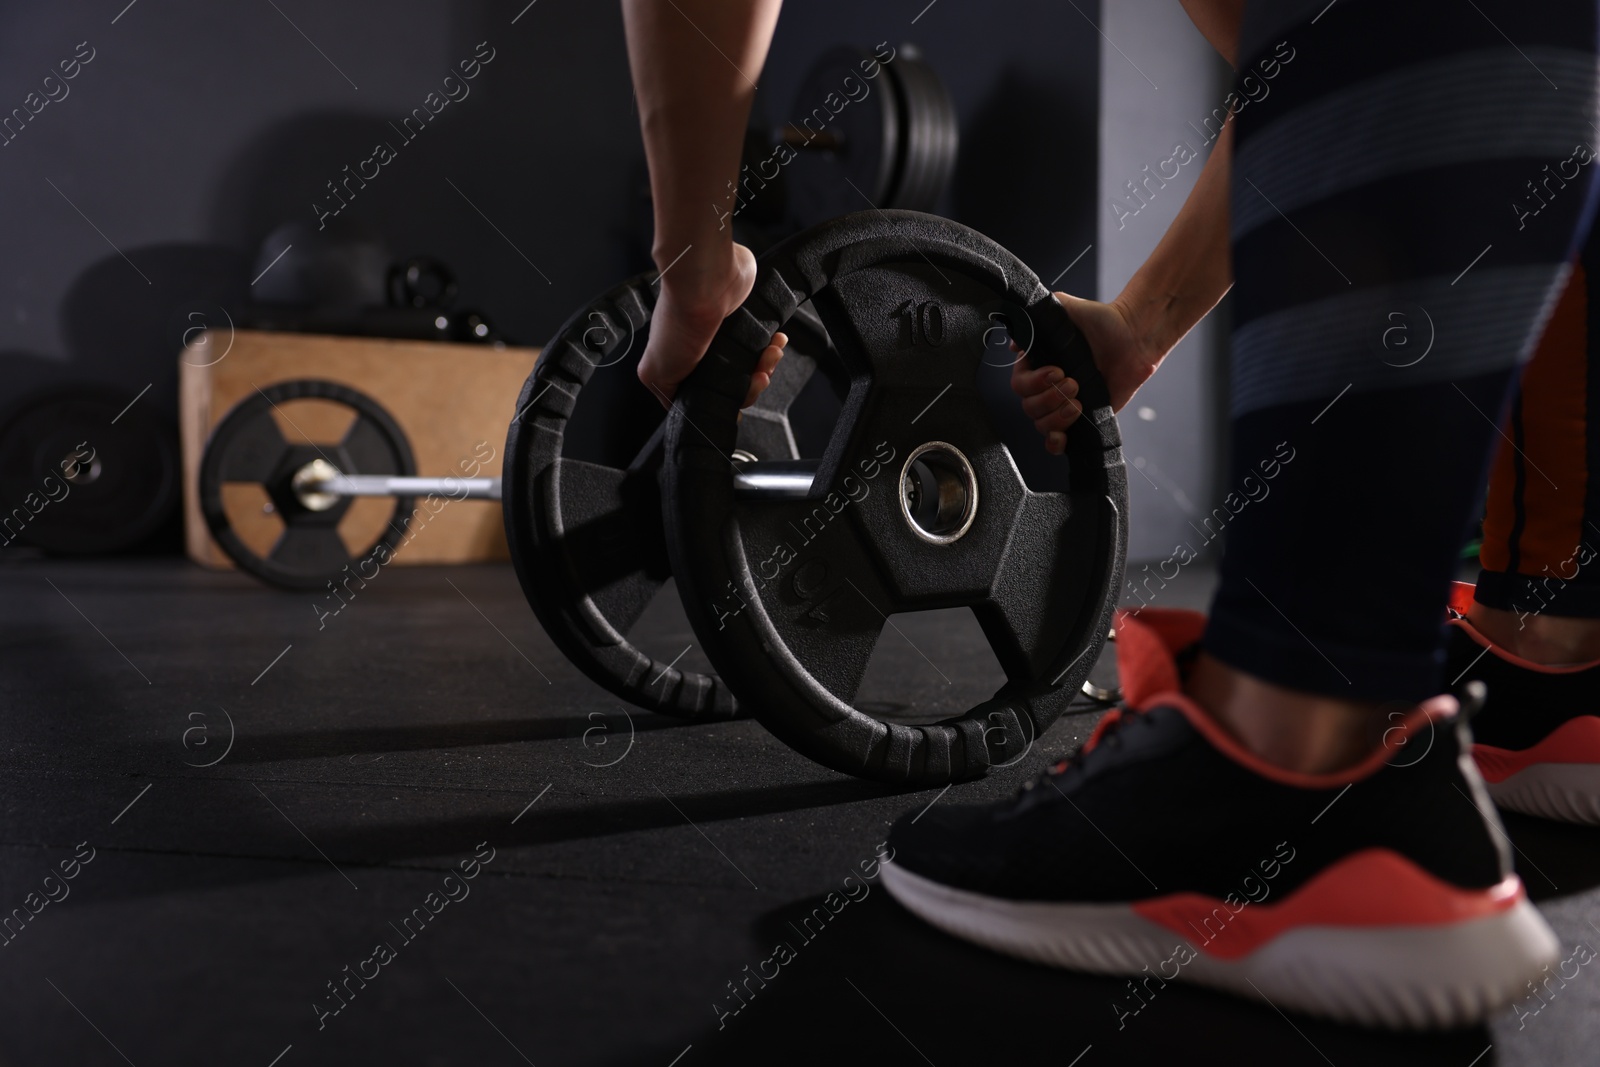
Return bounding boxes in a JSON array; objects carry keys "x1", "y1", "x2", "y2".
[{"x1": 200, "y1": 211, "x2": 1126, "y2": 784}]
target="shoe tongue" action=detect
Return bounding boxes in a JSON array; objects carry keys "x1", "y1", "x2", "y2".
[{"x1": 1113, "y1": 608, "x2": 1207, "y2": 707}]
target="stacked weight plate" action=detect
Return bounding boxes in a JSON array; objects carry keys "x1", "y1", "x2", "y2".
[
  {"x1": 784, "y1": 45, "x2": 960, "y2": 227},
  {"x1": 505, "y1": 212, "x2": 1127, "y2": 784},
  {"x1": 502, "y1": 274, "x2": 841, "y2": 721}
]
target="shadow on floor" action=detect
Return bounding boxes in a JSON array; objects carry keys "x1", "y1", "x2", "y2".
[
  {"x1": 1502, "y1": 813, "x2": 1600, "y2": 903},
  {"x1": 49, "y1": 774, "x2": 924, "y2": 907},
  {"x1": 209, "y1": 710, "x2": 707, "y2": 764},
  {"x1": 302, "y1": 776, "x2": 919, "y2": 864},
  {"x1": 646, "y1": 892, "x2": 1497, "y2": 1067}
]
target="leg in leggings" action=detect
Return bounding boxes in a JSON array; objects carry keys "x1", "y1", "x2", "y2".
[
  {"x1": 885, "y1": 0, "x2": 1600, "y2": 1027},
  {"x1": 1477, "y1": 237, "x2": 1600, "y2": 624},
  {"x1": 1446, "y1": 221, "x2": 1600, "y2": 822},
  {"x1": 1205, "y1": 0, "x2": 1600, "y2": 703}
]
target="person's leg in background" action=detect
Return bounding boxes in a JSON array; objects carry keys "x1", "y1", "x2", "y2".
[
  {"x1": 1198, "y1": 1, "x2": 1599, "y2": 764},
  {"x1": 883, "y1": 0, "x2": 1600, "y2": 1025},
  {"x1": 1449, "y1": 233, "x2": 1600, "y2": 822}
]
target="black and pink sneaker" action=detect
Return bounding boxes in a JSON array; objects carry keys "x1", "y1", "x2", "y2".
[
  {"x1": 1447, "y1": 582, "x2": 1600, "y2": 823},
  {"x1": 881, "y1": 608, "x2": 1558, "y2": 1029}
]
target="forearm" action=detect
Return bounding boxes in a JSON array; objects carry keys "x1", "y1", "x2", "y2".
[
  {"x1": 621, "y1": 0, "x2": 781, "y2": 302},
  {"x1": 1110, "y1": 0, "x2": 1240, "y2": 362},
  {"x1": 1179, "y1": 0, "x2": 1243, "y2": 65},
  {"x1": 1111, "y1": 119, "x2": 1233, "y2": 361}
]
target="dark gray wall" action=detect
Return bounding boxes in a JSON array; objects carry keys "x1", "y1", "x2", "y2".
[{"x1": 0, "y1": 0, "x2": 1098, "y2": 421}]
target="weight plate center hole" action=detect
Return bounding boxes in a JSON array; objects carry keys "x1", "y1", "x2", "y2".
[
  {"x1": 61, "y1": 449, "x2": 101, "y2": 486},
  {"x1": 291, "y1": 458, "x2": 343, "y2": 512},
  {"x1": 899, "y1": 442, "x2": 977, "y2": 544}
]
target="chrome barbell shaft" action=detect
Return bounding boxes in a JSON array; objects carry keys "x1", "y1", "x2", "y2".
[
  {"x1": 315, "y1": 474, "x2": 504, "y2": 500},
  {"x1": 731, "y1": 461, "x2": 817, "y2": 497},
  {"x1": 306, "y1": 461, "x2": 820, "y2": 504}
]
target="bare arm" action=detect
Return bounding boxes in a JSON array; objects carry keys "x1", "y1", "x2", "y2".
[
  {"x1": 1012, "y1": 1, "x2": 1238, "y2": 452},
  {"x1": 1118, "y1": 0, "x2": 1243, "y2": 350},
  {"x1": 622, "y1": 0, "x2": 785, "y2": 404},
  {"x1": 1179, "y1": 0, "x2": 1243, "y2": 64},
  {"x1": 1111, "y1": 118, "x2": 1233, "y2": 362}
]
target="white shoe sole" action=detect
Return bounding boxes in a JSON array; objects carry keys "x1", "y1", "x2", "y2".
[
  {"x1": 881, "y1": 861, "x2": 1558, "y2": 1029},
  {"x1": 1486, "y1": 762, "x2": 1600, "y2": 824}
]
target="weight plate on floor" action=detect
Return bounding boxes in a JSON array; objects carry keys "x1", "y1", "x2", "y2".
[
  {"x1": 662, "y1": 210, "x2": 1127, "y2": 784},
  {"x1": 0, "y1": 386, "x2": 179, "y2": 554},
  {"x1": 503, "y1": 273, "x2": 838, "y2": 721},
  {"x1": 199, "y1": 379, "x2": 416, "y2": 590},
  {"x1": 882, "y1": 52, "x2": 959, "y2": 212},
  {"x1": 785, "y1": 46, "x2": 901, "y2": 227}
]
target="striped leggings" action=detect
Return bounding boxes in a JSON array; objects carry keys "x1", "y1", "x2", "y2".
[{"x1": 1203, "y1": 0, "x2": 1600, "y2": 701}]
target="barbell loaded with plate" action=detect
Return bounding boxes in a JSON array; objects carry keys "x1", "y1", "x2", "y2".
[
  {"x1": 781, "y1": 44, "x2": 959, "y2": 227},
  {"x1": 662, "y1": 210, "x2": 1127, "y2": 785},
  {"x1": 196, "y1": 367, "x2": 827, "y2": 598},
  {"x1": 199, "y1": 380, "x2": 425, "y2": 591},
  {"x1": 196, "y1": 277, "x2": 845, "y2": 722},
  {"x1": 503, "y1": 273, "x2": 842, "y2": 721},
  {"x1": 197, "y1": 215, "x2": 1126, "y2": 783}
]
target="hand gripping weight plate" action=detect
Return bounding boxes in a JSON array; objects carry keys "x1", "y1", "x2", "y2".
[
  {"x1": 662, "y1": 211, "x2": 1127, "y2": 784},
  {"x1": 502, "y1": 273, "x2": 839, "y2": 721}
]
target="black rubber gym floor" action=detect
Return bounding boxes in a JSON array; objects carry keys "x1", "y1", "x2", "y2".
[{"x1": 4, "y1": 556, "x2": 1599, "y2": 1066}]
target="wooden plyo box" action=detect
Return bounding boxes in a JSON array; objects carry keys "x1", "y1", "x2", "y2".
[{"x1": 179, "y1": 329, "x2": 538, "y2": 571}]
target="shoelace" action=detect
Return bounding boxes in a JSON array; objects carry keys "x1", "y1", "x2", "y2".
[
  {"x1": 1024, "y1": 638, "x2": 1201, "y2": 790},
  {"x1": 1022, "y1": 705, "x2": 1144, "y2": 791}
]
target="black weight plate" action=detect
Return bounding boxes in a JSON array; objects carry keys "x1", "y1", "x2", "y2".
[
  {"x1": 663, "y1": 210, "x2": 1127, "y2": 785},
  {"x1": 503, "y1": 273, "x2": 838, "y2": 721},
  {"x1": 0, "y1": 387, "x2": 179, "y2": 554},
  {"x1": 882, "y1": 55, "x2": 959, "y2": 212},
  {"x1": 199, "y1": 379, "x2": 416, "y2": 590},
  {"x1": 786, "y1": 46, "x2": 901, "y2": 227}
]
